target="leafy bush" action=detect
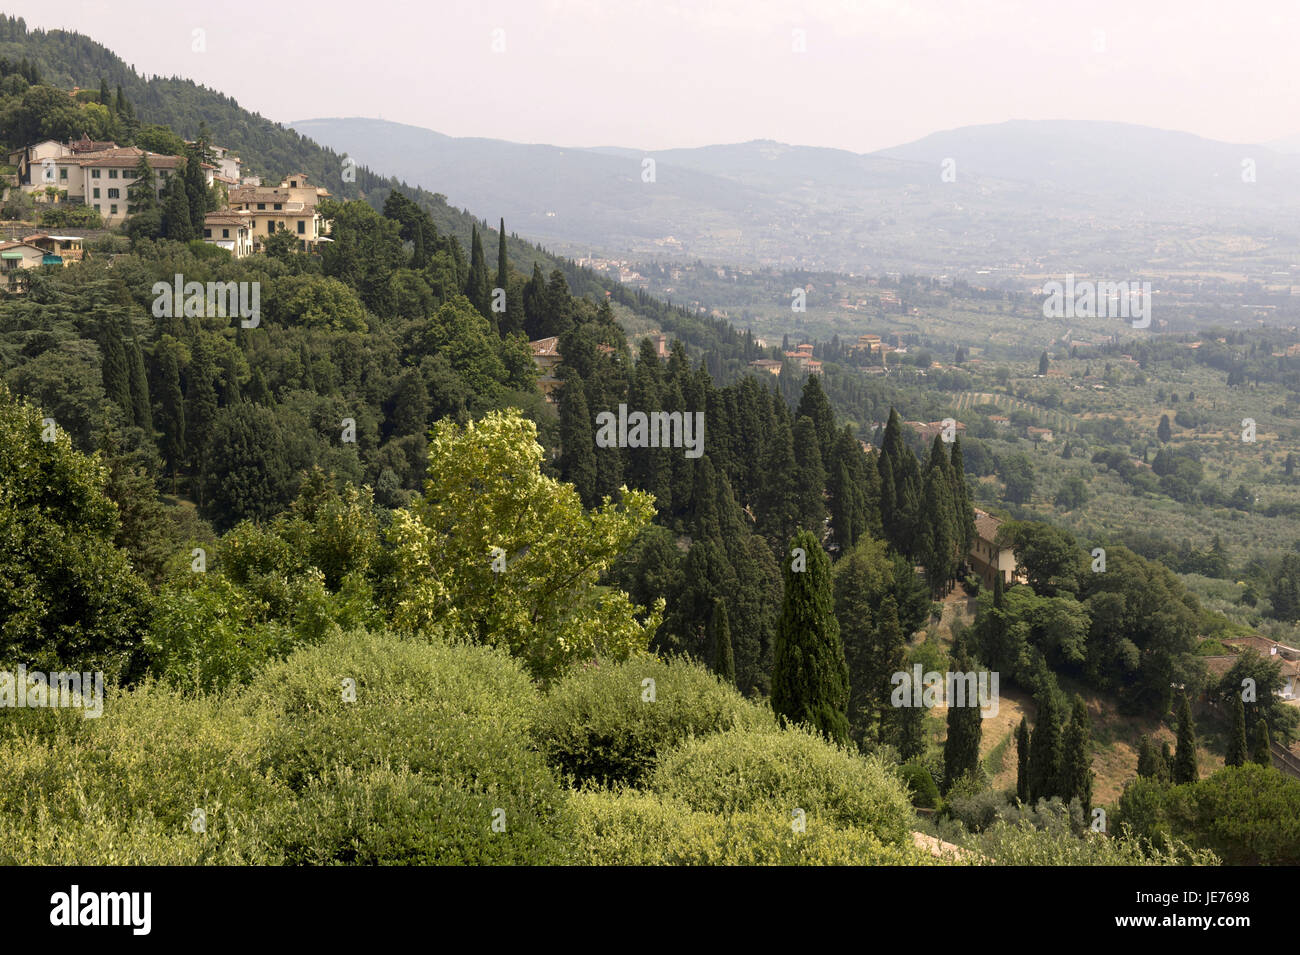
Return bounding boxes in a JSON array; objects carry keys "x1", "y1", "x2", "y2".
[
  {"x1": 1120, "y1": 764, "x2": 1300, "y2": 865},
  {"x1": 650, "y1": 724, "x2": 914, "y2": 845},
  {"x1": 899, "y1": 760, "x2": 942, "y2": 809},
  {"x1": 534, "y1": 655, "x2": 772, "y2": 787},
  {"x1": 254, "y1": 629, "x2": 572, "y2": 864},
  {"x1": 965, "y1": 819, "x2": 1217, "y2": 866},
  {"x1": 0, "y1": 681, "x2": 284, "y2": 864},
  {"x1": 568, "y1": 791, "x2": 935, "y2": 866}
]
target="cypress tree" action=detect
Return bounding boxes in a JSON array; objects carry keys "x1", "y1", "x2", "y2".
[
  {"x1": 162, "y1": 176, "x2": 193, "y2": 240},
  {"x1": 1027, "y1": 693, "x2": 1062, "y2": 801},
  {"x1": 1226, "y1": 693, "x2": 1248, "y2": 767},
  {"x1": 99, "y1": 77, "x2": 110, "y2": 108},
  {"x1": 1253, "y1": 720, "x2": 1272, "y2": 767},
  {"x1": 466, "y1": 224, "x2": 491, "y2": 318},
  {"x1": 795, "y1": 373, "x2": 835, "y2": 464},
  {"x1": 496, "y1": 217, "x2": 509, "y2": 301},
  {"x1": 942, "y1": 642, "x2": 983, "y2": 793},
  {"x1": 893, "y1": 677, "x2": 926, "y2": 762},
  {"x1": 558, "y1": 373, "x2": 597, "y2": 507},
  {"x1": 248, "y1": 366, "x2": 272, "y2": 406},
  {"x1": 412, "y1": 220, "x2": 427, "y2": 269},
  {"x1": 755, "y1": 412, "x2": 801, "y2": 552},
  {"x1": 184, "y1": 338, "x2": 219, "y2": 474},
  {"x1": 1158, "y1": 414, "x2": 1172, "y2": 444},
  {"x1": 156, "y1": 347, "x2": 186, "y2": 488},
  {"x1": 1136, "y1": 735, "x2": 1159, "y2": 778},
  {"x1": 921, "y1": 463, "x2": 956, "y2": 597},
  {"x1": 1016, "y1": 716, "x2": 1031, "y2": 803},
  {"x1": 1173, "y1": 694, "x2": 1199, "y2": 784},
  {"x1": 949, "y1": 436, "x2": 976, "y2": 556},
  {"x1": 101, "y1": 319, "x2": 133, "y2": 425},
  {"x1": 126, "y1": 333, "x2": 152, "y2": 434},
  {"x1": 1038, "y1": 351, "x2": 1049, "y2": 375},
  {"x1": 1159, "y1": 741, "x2": 1174, "y2": 782},
  {"x1": 792, "y1": 415, "x2": 827, "y2": 535},
  {"x1": 182, "y1": 149, "x2": 208, "y2": 232},
  {"x1": 711, "y1": 597, "x2": 735, "y2": 686},
  {"x1": 1060, "y1": 696, "x2": 1093, "y2": 813},
  {"x1": 771, "y1": 529, "x2": 850, "y2": 745},
  {"x1": 585, "y1": 376, "x2": 622, "y2": 502}
]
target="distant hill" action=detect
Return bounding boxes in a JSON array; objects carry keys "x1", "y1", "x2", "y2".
[
  {"x1": 0, "y1": 17, "x2": 758, "y2": 360},
  {"x1": 294, "y1": 116, "x2": 1300, "y2": 277}
]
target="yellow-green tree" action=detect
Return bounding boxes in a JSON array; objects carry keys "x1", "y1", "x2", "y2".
[{"x1": 388, "y1": 409, "x2": 662, "y2": 678}]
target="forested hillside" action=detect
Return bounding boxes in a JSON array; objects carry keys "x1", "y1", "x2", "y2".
[{"x1": 4, "y1": 16, "x2": 1300, "y2": 869}]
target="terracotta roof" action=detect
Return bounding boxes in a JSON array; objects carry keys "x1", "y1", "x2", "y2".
[
  {"x1": 973, "y1": 508, "x2": 1003, "y2": 545},
  {"x1": 530, "y1": 336, "x2": 560, "y2": 358},
  {"x1": 204, "y1": 212, "x2": 252, "y2": 226},
  {"x1": 79, "y1": 147, "x2": 183, "y2": 169}
]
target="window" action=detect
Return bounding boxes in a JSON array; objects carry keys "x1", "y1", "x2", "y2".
[
  {"x1": 92, "y1": 188, "x2": 100, "y2": 199},
  {"x1": 203, "y1": 228, "x2": 212, "y2": 238},
  {"x1": 159, "y1": 170, "x2": 168, "y2": 179},
  {"x1": 91, "y1": 169, "x2": 101, "y2": 179},
  {"x1": 94, "y1": 204, "x2": 100, "y2": 212},
  {"x1": 108, "y1": 169, "x2": 118, "y2": 179},
  {"x1": 297, "y1": 220, "x2": 305, "y2": 234},
  {"x1": 110, "y1": 204, "x2": 118, "y2": 215},
  {"x1": 257, "y1": 203, "x2": 265, "y2": 210},
  {"x1": 289, "y1": 180, "x2": 297, "y2": 188},
  {"x1": 107, "y1": 188, "x2": 120, "y2": 199},
  {"x1": 222, "y1": 228, "x2": 230, "y2": 238},
  {"x1": 274, "y1": 203, "x2": 282, "y2": 210},
  {"x1": 268, "y1": 221, "x2": 275, "y2": 232},
  {"x1": 59, "y1": 168, "x2": 67, "y2": 180}
]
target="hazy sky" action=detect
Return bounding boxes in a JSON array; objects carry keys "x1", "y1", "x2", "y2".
[{"x1": 11, "y1": 0, "x2": 1298, "y2": 152}]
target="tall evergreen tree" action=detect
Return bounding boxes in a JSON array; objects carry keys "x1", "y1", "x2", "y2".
[
  {"x1": 1038, "y1": 351, "x2": 1049, "y2": 375},
  {"x1": 184, "y1": 337, "x2": 219, "y2": 475},
  {"x1": 558, "y1": 373, "x2": 597, "y2": 507},
  {"x1": 795, "y1": 373, "x2": 836, "y2": 464},
  {"x1": 1060, "y1": 696, "x2": 1093, "y2": 813},
  {"x1": 949, "y1": 436, "x2": 976, "y2": 557},
  {"x1": 1253, "y1": 719, "x2": 1272, "y2": 767},
  {"x1": 755, "y1": 410, "x2": 801, "y2": 552},
  {"x1": 156, "y1": 346, "x2": 186, "y2": 487},
  {"x1": 1157, "y1": 414, "x2": 1172, "y2": 444},
  {"x1": 161, "y1": 175, "x2": 193, "y2": 240},
  {"x1": 771, "y1": 529, "x2": 850, "y2": 744},
  {"x1": 126, "y1": 334, "x2": 152, "y2": 434},
  {"x1": 791, "y1": 415, "x2": 827, "y2": 535},
  {"x1": 1226, "y1": 693, "x2": 1248, "y2": 767},
  {"x1": 1028, "y1": 693, "x2": 1063, "y2": 801},
  {"x1": 100, "y1": 319, "x2": 133, "y2": 426},
  {"x1": 711, "y1": 597, "x2": 735, "y2": 686},
  {"x1": 182, "y1": 148, "x2": 208, "y2": 232},
  {"x1": 1016, "y1": 716, "x2": 1031, "y2": 803},
  {"x1": 942, "y1": 641, "x2": 983, "y2": 792},
  {"x1": 466, "y1": 224, "x2": 491, "y2": 319},
  {"x1": 920, "y1": 461, "x2": 957, "y2": 597},
  {"x1": 496, "y1": 218, "x2": 509, "y2": 302},
  {"x1": 1173, "y1": 693, "x2": 1199, "y2": 784},
  {"x1": 1136, "y1": 734, "x2": 1160, "y2": 778}
]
